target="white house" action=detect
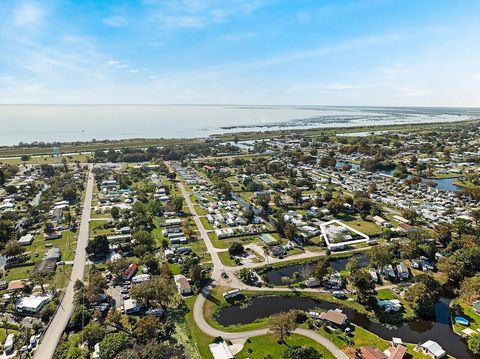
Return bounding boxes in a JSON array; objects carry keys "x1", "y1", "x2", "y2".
[
  {"x1": 15, "y1": 295, "x2": 50, "y2": 314},
  {"x1": 209, "y1": 341, "x2": 234, "y2": 359},
  {"x1": 420, "y1": 340, "x2": 446, "y2": 358}
]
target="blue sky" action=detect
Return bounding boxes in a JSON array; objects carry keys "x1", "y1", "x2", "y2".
[{"x1": 0, "y1": 0, "x2": 480, "y2": 105}]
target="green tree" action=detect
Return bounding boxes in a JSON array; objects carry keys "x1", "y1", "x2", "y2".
[
  {"x1": 134, "y1": 316, "x2": 174, "y2": 344},
  {"x1": 350, "y1": 269, "x2": 376, "y2": 304},
  {"x1": 100, "y1": 332, "x2": 133, "y2": 359},
  {"x1": 269, "y1": 311, "x2": 298, "y2": 343},
  {"x1": 170, "y1": 196, "x2": 184, "y2": 213},
  {"x1": 228, "y1": 242, "x2": 244, "y2": 256},
  {"x1": 468, "y1": 334, "x2": 480, "y2": 356},
  {"x1": 86, "y1": 235, "x2": 109, "y2": 259},
  {"x1": 312, "y1": 258, "x2": 330, "y2": 283},
  {"x1": 83, "y1": 321, "x2": 105, "y2": 353},
  {"x1": 283, "y1": 346, "x2": 321, "y2": 359},
  {"x1": 404, "y1": 282, "x2": 437, "y2": 317},
  {"x1": 130, "y1": 275, "x2": 176, "y2": 308},
  {"x1": 369, "y1": 245, "x2": 393, "y2": 269}
]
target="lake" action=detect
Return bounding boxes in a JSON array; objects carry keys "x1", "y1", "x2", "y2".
[
  {"x1": 0, "y1": 105, "x2": 478, "y2": 146},
  {"x1": 216, "y1": 296, "x2": 474, "y2": 359},
  {"x1": 264, "y1": 253, "x2": 370, "y2": 286}
]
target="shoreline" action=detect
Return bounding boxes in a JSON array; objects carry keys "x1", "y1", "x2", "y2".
[{"x1": 0, "y1": 118, "x2": 479, "y2": 158}]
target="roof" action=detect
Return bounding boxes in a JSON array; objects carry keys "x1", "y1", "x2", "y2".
[
  {"x1": 8, "y1": 279, "x2": 26, "y2": 291},
  {"x1": 16, "y1": 295, "x2": 50, "y2": 312},
  {"x1": 320, "y1": 309, "x2": 347, "y2": 325},
  {"x1": 386, "y1": 345, "x2": 407, "y2": 359},
  {"x1": 259, "y1": 233, "x2": 277, "y2": 245},
  {"x1": 421, "y1": 340, "x2": 445, "y2": 357},
  {"x1": 358, "y1": 346, "x2": 387, "y2": 359},
  {"x1": 209, "y1": 342, "x2": 234, "y2": 359}
]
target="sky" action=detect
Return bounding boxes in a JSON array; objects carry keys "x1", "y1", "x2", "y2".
[{"x1": 0, "y1": 0, "x2": 480, "y2": 106}]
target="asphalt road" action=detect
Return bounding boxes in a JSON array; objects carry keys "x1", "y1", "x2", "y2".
[{"x1": 35, "y1": 168, "x2": 94, "y2": 359}]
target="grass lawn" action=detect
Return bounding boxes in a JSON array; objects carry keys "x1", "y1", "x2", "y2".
[
  {"x1": 193, "y1": 204, "x2": 207, "y2": 216},
  {"x1": 336, "y1": 214, "x2": 383, "y2": 236},
  {"x1": 184, "y1": 296, "x2": 214, "y2": 359},
  {"x1": 208, "y1": 232, "x2": 261, "y2": 249},
  {"x1": 236, "y1": 333, "x2": 336, "y2": 359},
  {"x1": 218, "y1": 251, "x2": 236, "y2": 267},
  {"x1": 200, "y1": 217, "x2": 214, "y2": 230},
  {"x1": 376, "y1": 289, "x2": 396, "y2": 300}
]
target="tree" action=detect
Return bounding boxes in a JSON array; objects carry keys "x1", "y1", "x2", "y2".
[
  {"x1": 171, "y1": 196, "x2": 184, "y2": 213},
  {"x1": 401, "y1": 208, "x2": 418, "y2": 224},
  {"x1": 5, "y1": 185, "x2": 17, "y2": 195},
  {"x1": 189, "y1": 263, "x2": 204, "y2": 288},
  {"x1": 437, "y1": 255, "x2": 465, "y2": 282},
  {"x1": 460, "y1": 274, "x2": 480, "y2": 302},
  {"x1": 130, "y1": 275, "x2": 176, "y2": 308},
  {"x1": 326, "y1": 198, "x2": 344, "y2": 215},
  {"x1": 2, "y1": 240, "x2": 24, "y2": 258},
  {"x1": 31, "y1": 270, "x2": 52, "y2": 294},
  {"x1": 39, "y1": 301, "x2": 57, "y2": 322},
  {"x1": 287, "y1": 187, "x2": 302, "y2": 204},
  {"x1": 283, "y1": 346, "x2": 321, "y2": 359},
  {"x1": 284, "y1": 223, "x2": 296, "y2": 240},
  {"x1": 255, "y1": 192, "x2": 271, "y2": 210},
  {"x1": 83, "y1": 321, "x2": 105, "y2": 353},
  {"x1": 346, "y1": 257, "x2": 359, "y2": 274},
  {"x1": 106, "y1": 309, "x2": 123, "y2": 328},
  {"x1": 134, "y1": 316, "x2": 174, "y2": 344},
  {"x1": 404, "y1": 282, "x2": 437, "y2": 317},
  {"x1": 217, "y1": 181, "x2": 233, "y2": 199},
  {"x1": 86, "y1": 235, "x2": 109, "y2": 259},
  {"x1": 350, "y1": 269, "x2": 376, "y2": 304},
  {"x1": 141, "y1": 253, "x2": 160, "y2": 275},
  {"x1": 471, "y1": 209, "x2": 480, "y2": 225},
  {"x1": 135, "y1": 341, "x2": 187, "y2": 359},
  {"x1": 468, "y1": 334, "x2": 480, "y2": 356},
  {"x1": 369, "y1": 245, "x2": 393, "y2": 269},
  {"x1": 70, "y1": 305, "x2": 92, "y2": 329},
  {"x1": 228, "y1": 242, "x2": 244, "y2": 256},
  {"x1": 100, "y1": 332, "x2": 133, "y2": 359},
  {"x1": 433, "y1": 223, "x2": 453, "y2": 246},
  {"x1": 269, "y1": 311, "x2": 298, "y2": 343},
  {"x1": 110, "y1": 207, "x2": 120, "y2": 219},
  {"x1": 312, "y1": 258, "x2": 329, "y2": 283},
  {"x1": 106, "y1": 258, "x2": 130, "y2": 279}
]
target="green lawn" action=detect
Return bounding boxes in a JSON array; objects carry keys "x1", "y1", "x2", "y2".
[
  {"x1": 184, "y1": 296, "x2": 214, "y2": 359},
  {"x1": 236, "y1": 334, "x2": 336, "y2": 359},
  {"x1": 218, "y1": 251, "x2": 236, "y2": 267},
  {"x1": 336, "y1": 214, "x2": 383, "y2": 236},
  {"x1": 200, "y1": 217, "x2": 214, "y2": 230}
]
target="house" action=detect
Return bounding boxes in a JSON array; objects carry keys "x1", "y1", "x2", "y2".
[
  {"x1": 357, "y1": 345, "x2": 406, "y2": 359},
  {"x1": 44, "y1": 230, "x2": 62, "y2": 240},
  {"x1": 4, "y1": 333, "x2": 15, "y2": 355},
  {"x1": 8, "y1": 280, "x2": 26, "y2": 292},
  {"x1": 132, "y1": 274, "x2": 150, "y2": 284},
  {"x1": 396, "y1": 262, "x2": 409, "y2": 280},
  {"x1": 305, "y1": 277, "x2": 321, "y2": 287},
  {"x1": 174, "y1": 274, "x2": 192, "y2": 295},
  {"x1": 319, "y1": 309, "x2": 348, "y2": 327},
  {"x1": 473, "y1": 300, "x2": 480, "y2": 314},
  {"x1": 123, "y1": 299, "x2": 144, "y2": 315},
  {"x1": 419, "y1": 340, "x2": 446, "y2": 358},
  {"x1": 15, "y1": 294, "x2": 50, "y2": 314},
  {"x1": 46, "y1": 247, "x2": 61, "y2": 261},
  {"x1": 381, "y1": 264, "x2": 396, "y2": 279},
  {"x1": 369, "y1": 268, "x2": 379, "y2": 283},
  {"x1": 377, "y1": 299, "x2": 402, "y2": 312},
  {"x1": 122, "y1": 263, "x2": 138, "y2": 281},
  {"x1": 397, "y1": 223, "x2": 414, "y2": 233},
  {"x1": 269, "y1": 245, "x2": 286, "y2": 257},
  {"x1": 209, "y1": 341, "x2": 234, "y2": 359},
  {"x1": 33, "y1": 258, "x2": 57, "y2": 273},
  {"x1": 223, "y1": 289, "x2": 242, "y2": 300},
  {"x1": 326, "y1": 272, "x2": 343, "y2": 289},
  {"x1": 18, "y1": 233, "x2": 34, "y2": 246}
]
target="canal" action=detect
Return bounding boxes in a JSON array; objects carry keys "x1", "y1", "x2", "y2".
[{"x1": 216, "y1": 296, "x2": 473, "y2": 358}]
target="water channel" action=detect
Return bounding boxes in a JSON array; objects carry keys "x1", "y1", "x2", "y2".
[{"x1": 216, "y1": 296, "x2": 473, "y2": 358}]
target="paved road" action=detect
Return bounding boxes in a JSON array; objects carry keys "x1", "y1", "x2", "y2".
[
  {"x1": 35, "y1": 168, "x2": 94, "y2": 359},
  {"x1": 176, "y1": 175, "x2": 348, "y2": 359}
]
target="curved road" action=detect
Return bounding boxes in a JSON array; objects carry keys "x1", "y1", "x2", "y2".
[
  {"x1": 177, "y1": 179, "x2": 348, "y2": 359},
  {"x1": 35, "y1": 168, "x2": 94, "y2": 359}
]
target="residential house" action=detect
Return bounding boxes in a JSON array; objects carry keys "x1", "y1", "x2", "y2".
[
  {"x1": 319, "y1": 309, "x2": 348, "y2": 328},
  {"x1": 396, "y1": 262, "x2": 409, "y2": 280},
  {"x1": 419, "y1": 340, "x2": 446, "y2": 358},
  {"x1": 377, "y1": 299, "x2": 402, "y2": 313},
  {"x1": 174, "y1": 274, "x2": 192, "y2": 295},
  {"x1": 15, "y1": 294, "x2": 50, "y2": 314},
  {"x1": 209, "y1": 341, "x2": 234, "y2": 359}
]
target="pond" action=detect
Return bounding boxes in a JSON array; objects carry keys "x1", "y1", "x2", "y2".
[
  {"x1": 264, "y1": 253, "x2": 370, "y2": 286},
  {"x1": 215, "y1": 296, "x2": 474, "y2": 359},
  {"x1": 335, "y1": 162, "x2": 462, "y2": 192}
]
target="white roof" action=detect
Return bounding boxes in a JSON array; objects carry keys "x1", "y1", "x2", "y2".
[
  {"x1": 421, "y1": 340, "x2": 445, "y2": 357},
  {"x1": 16, "y1": 295, "x2": 50, "y2": 312},
  {"x1": 209, "y1": 341, "x2": 234, "y2": 359}
]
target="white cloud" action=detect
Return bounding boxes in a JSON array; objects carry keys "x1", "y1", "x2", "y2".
[
  {"x1": 160, "y1": 15, "x2": 204, "y2": 28},
  {"x1": 103, "y1": 15, "x2": 128, "y2": 27},
  {"x1": 13, "y1": 2, "x2": 45, "y2": 27}
]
